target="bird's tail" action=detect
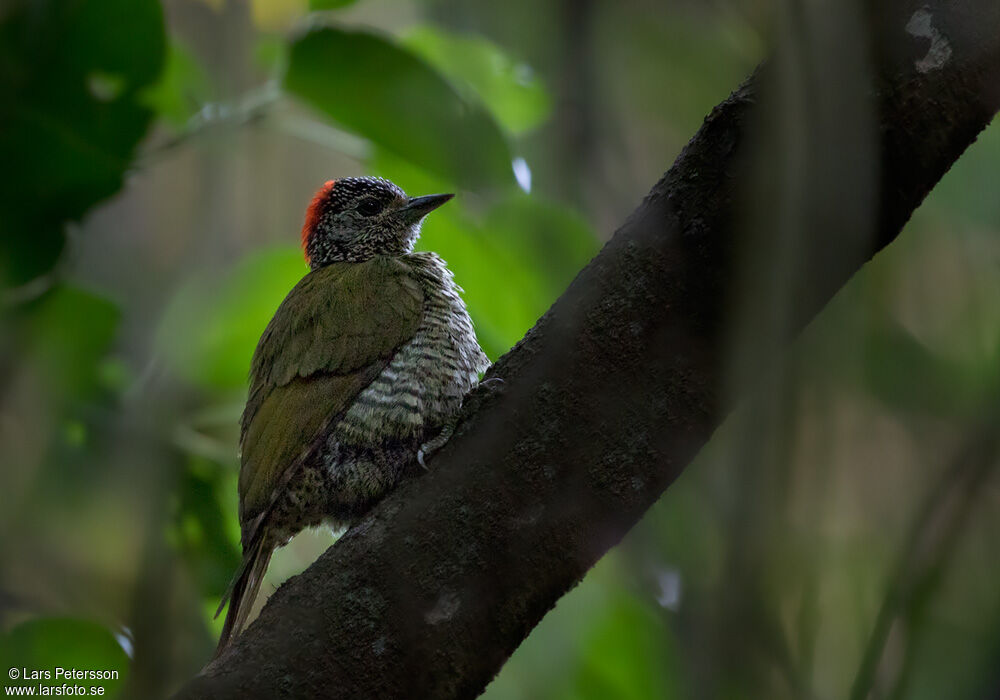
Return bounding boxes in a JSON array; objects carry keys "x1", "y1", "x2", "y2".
[{"x1": 212, "y1": 535, "x2": 272, "y2": 660}]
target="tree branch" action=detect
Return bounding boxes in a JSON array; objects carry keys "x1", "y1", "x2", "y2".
[{"x1": 174, "y1": 2, "x2": 1000, "y2": 697}]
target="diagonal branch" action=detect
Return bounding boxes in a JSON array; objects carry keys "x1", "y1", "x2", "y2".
[{"x1": 174, "y1": 2, "x2": 1000, "y2": 698}]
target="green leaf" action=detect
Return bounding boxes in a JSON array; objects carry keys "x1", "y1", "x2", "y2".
[
  {"x1": 368, "y1": 144, "x2": 456, "y2": 199},
  {"x1": 481, "y1": 193, "x2": 598, "y2": 301},
  {"x1": 564, "y1": 594, "x2": 682, "y2": 700},
  {"x1": 169, "y1": 456, "x2": 241, "y2": 600},
  {"x1": 140, "y1": 39, "x2": 213, "y2": 128},
  {"x1": 285, "y1": 27, "x2": 513, "y2": 191},
  {"x1": 0, "y1": 0, "x2": 166, "y2": 288},
  {"x1": 156, "y1": 247, "x2": 308, "y2": 389},
  {"x1": 1, "y1": 618, "x2": 129, "y2": 696},
  {"x1": 857, "y1": 320, "x2": 993, "y2": 418},
  {"x1": 27, "y1": 286, "x2": 121, "y2": 400},
  {"x1": 403, "y1": 26, "x2": 551, "y2": 135},
  {"x1": 254, "y1": 35, "x2": 288, "y2": 75}
]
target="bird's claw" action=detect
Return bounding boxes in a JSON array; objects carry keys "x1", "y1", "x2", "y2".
[
  {"x1": 416, "y1": 381, "x2": 502, "y2": 471},
  {"x1": 417, "y1": 422, "x2": 455, "y2": 470}
]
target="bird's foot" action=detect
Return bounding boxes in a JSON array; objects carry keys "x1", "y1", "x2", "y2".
[
  {"x1": 416, "y1": 378, "x2": 504, "y2": 470},
  {"x1": 417, "y1": 421, "x2": 455, "y2": 471}
]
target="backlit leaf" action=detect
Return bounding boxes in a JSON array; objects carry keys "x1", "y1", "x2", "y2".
[
  {"x1": 286, "y1": 27, "x2": 513, "y2": 191},
  {"x1": 403, "y1": 26, "x2": 551, "y2": 135},
  {"x1": 156, "y1": 247, "x2": 308, "y2": 389}
]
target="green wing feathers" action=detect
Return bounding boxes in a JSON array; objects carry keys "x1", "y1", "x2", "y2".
[{"x1": 237, "y1": 257, "x2": 424, "y2": 544}]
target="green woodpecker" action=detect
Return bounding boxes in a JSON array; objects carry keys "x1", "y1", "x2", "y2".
[{"x1": 213, "y1": 176, "x2": 489, "y2": 657}]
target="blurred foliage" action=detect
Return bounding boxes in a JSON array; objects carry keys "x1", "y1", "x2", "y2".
[
  {"x1": 0, "y1": 618, "x2": 129, "y2": 695},
  {"x1": 286, "y1": 26, "x2": 514, "y2": 190},
  {"x1": 857, "y1": 318, "x2": 996, "y2": 419},
  {"x1": 141, "y1": 40, "x2": 214, "y2": 129},
  {"x1": 402, "y1": 26, "x2": 551, "y2": 135},
  {"x1": 562, "y1": 594, "x2": 683, "y2": 700},
  {"x1": 309, "y1": 0, "x2": 359, "y2": 9},
  {"x1": 0, "y1": 0, "x2": 164, "y2": 288},
  {"x1": 156, "y1": 247, "x2": 307, "y2": 389},
  {"x1": 1, "y1": 0, "x2": 999, "y2": 698},
  {"x1": 25, "y1": 286, "x2": 121, "y2": 402},
  {"x1": 167, "y1": 456, "x2": 241, "y2": 601}
]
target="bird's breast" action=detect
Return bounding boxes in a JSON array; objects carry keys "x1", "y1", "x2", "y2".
[{"x1": 333, "y1": 253, "x2": 488, "y2": 445}]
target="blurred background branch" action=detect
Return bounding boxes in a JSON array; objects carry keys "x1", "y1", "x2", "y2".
[{"x1": 850, "y1": 398, "x2": 1000, "y2": 700}]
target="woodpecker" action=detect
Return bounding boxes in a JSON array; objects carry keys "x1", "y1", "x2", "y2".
[{"x1": 213, "y1": 176, "x2": 489, "y2": 657}]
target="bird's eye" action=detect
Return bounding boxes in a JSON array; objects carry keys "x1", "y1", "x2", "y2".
[{"x1": 356, "y1": 198, "x2": 384, "y2": 217}]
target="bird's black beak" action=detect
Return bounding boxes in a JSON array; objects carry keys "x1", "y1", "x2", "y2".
[{"x1": 400, "y1": 193, "x2": 453, "y2": 224}]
